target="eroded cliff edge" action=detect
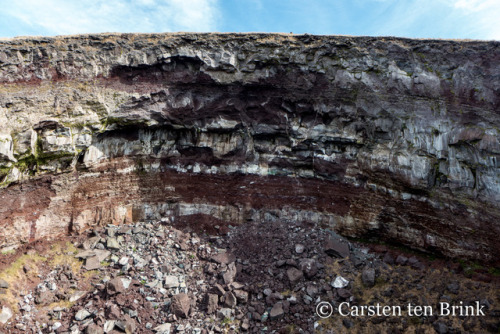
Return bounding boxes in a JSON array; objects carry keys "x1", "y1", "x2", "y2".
[{"x1": 0, "y1": 33, "x2": 498, "y2": 263}]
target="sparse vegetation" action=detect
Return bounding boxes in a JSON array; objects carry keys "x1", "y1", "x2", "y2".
[
  {"x1": 1, "y1": 249, "x2": 15, "y2": 255},
  {"x1": 49, "y1": 242, "x2": 82, "y2": 274},
  {"x1": 0, "y1": 252, "x2": 47, "y2": 311},
  {"x1": 47, "y1": 299, "x2": 75, "y2": 310}
]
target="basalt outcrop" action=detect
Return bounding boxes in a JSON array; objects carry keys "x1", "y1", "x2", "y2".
[{"x1": 0, "y1": 33, "x2": 498, "y2": 263}]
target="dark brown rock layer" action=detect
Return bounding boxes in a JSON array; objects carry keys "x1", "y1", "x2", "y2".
[{"x1": 0, "y1": 33, "x2": 499, "y2": 264}]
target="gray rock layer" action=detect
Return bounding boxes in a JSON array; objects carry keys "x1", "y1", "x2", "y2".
[{"x1": 0, "y1": 33, "x2": 499, "y2": 263}]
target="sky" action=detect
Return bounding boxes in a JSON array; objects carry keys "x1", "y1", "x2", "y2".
[{"x1": 0, "y1": 0, "x2": 499, "y2": 40}]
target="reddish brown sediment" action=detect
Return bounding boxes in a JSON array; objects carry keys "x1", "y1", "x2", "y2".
[{"x1": 0, "y1": 33, "x2": 499, "y2": 264}]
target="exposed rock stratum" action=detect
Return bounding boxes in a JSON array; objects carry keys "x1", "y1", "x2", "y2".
[{"x1": 0, "y1": 33, "x2": 499, "y2": 264}]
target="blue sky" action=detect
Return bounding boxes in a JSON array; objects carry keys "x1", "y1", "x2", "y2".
[{"x1": 0, "y1": 0, "x2": 499, "y2": 40}]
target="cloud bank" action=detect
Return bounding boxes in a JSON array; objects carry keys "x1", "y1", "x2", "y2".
[
  {"x1": 0, "y1": 0, "x2": 498, "y2": 40},
  {"x1": 2, "y1": 0, "x2": 219, "y2": 36},
  {"x1": 447, "y1": 0, "x2": 500, "y2": 39},
  {"x1": 365, "y1": 0, "x2": 500, "y2": 40}
]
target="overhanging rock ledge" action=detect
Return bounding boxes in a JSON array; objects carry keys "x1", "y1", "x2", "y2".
[{"x1": 0, "y1": 33, "x2": 498, "y2": 264}]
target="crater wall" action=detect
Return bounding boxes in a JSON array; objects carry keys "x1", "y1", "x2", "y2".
[{"x1": 0, "y1": 33, "x2": 499, "y2": 263}]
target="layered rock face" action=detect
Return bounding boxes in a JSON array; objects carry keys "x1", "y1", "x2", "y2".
[{"x1": 0, "y1": 33, "x2": 498, "y2": 263}]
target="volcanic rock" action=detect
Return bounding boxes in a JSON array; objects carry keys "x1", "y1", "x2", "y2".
[
  {"x1": 75, "y1": 309, "x2": 91, "y2": 321},
  {"x1": 223, "y1": 291, "x2": 237, "y2": 308},
  {"x1": 362, "y1": 267, "x2": 376, "y2": 287},
  {"x1": 270, "y1": 302, "x2": 284, "y2": 320},
  {"x1": 396, "y1": 255, "x2": 408, "y2": 265},
  {"x1": 286, "y1": 267, "x2": 303, "y2": 285},
  {"x1": 205, "y1": 293, "x2": 219, "y2": 314},
  {"x1": 164, "y1": 276, "x2": 180, "y2": 288},
  {"x1": 233, "y1": 289, "x2": 249, "y2": 303},
  {"x1": 86, "y1": 324, "x2": 104, "y2": 334},
  {"x1": 154, "y1": 323, "x2": 172, "y2": 334},
  {"x1": 171, "y1": 293, "x2": 191, "y2": 318},
  {"x1": 223, "y1": 262, "x2": 237, "y2": 285},
  {"x1": 106, "y1": 277, "x2": 125, "y2": 295},
  {"x1": 299, "y1": 258, "x2": 318, "y2": 279},
  {"x1": 0, "y1": 306, "x2": 13, "y2": 324},
  {"x1": 210, "y1": 252, "x2": 236, "y2": 265},
  {"x1": 0, "y1": 33, "x2": 498, "y2": 266},
  {"x1": 0, "y1": 279, "x2": 9, "y2": 289},
  {"x1": 332, "y1": 276, "x2": 349, "y2": 289},
  {"x1": 324, "y1": 237, "x2": 350, "y2": 258}
]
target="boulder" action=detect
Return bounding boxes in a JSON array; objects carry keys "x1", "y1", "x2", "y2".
[
  {"x1": 86, "y1": 324, "x2": 104, "y2": 334},
  {"x1": 154, "y1": 323, "x2": 172, "y2": 334},
  {"x1": 35, "y1": 290, "x2": 57, "y2": 305},
  {"x1": 295, "y1": 244, "x2": 305, "y2": 254},
  {"x1": 223, "y1": 291, "x2": 237, "y2": 308},
  {"x1": 233, "y1": 289, "x2": 249, "y2": 303},
  {"x1": 337, "y1": 288, "x2": 352, "y2": 299},
  {"x1": 164, "y1": 275, "x2": 180, "y2": 288},
  {"x1": 84, "y1": 256, "x2": 102, "y2": 270},
  {"x1": 396, "y1": 255, "x2": 408, "y2": 265},
  {"x1": 286, "y1": 267, "x2": 303, "y2": 285},
  {"x1": 223, "y1": 262, "x2": 237, "y2": 285},
  {"x1": 106, "y1": 277, "x2": 127, "y2": 295},
  {"x1": 106, "y1": 237, "x2": 120, "y2": 249},
  {"x1": 115, "y1": 315, "x2": 137, "y2": 334},
  {"x1": 298, "y1": 258, "x2": 318, "y2": 279},
  {"x1": 324, "y1": 236, "x2": 350, "y2": 258},
  {"x1": 210, "y1": 252, "x2": 236, "y2": 265},
  {"x1": 217, "y1": 308, "x2": 232, "y2": 319},
  {"x1": 75, "y1": 309, "x2": 91, "y2": 321},
  {"x1": 270, "y1": 302, "x2": 284, "y2": 320},
  {"x1": 0, "y1": 279, "x2": 9, "y2": 289},
  {"x1": 383, "y1": 253, "x2": 395, "y2": 265},
  {"x1": 171, "y1": 293, "x2": 191, "y2": 318},
  {"x1": 331, "y1": 276, "x2": 349, "y2": 289},
  {"x1": 0, "y1": 306, "x2": 13, "y2": 324},
  {"x1": 362, "y1": 267, "x2": 376, "y2": 287},
  {"x1": 206, "y1": 293, "x2": 219, "y2": 314},
  {"x1": 103, "y1": 320, "x2": 115, "y2": 333}
]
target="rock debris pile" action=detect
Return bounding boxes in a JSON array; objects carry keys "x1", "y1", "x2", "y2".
[
  {"x1": 0, "y1": 218, "x2": 498, "y2": 333},
  {"x1": 1, "y1": 33, "x2": 499, "y2": 265}
]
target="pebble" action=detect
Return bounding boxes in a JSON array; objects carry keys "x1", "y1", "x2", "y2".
[
  {"x1": 295, "y1": 244, "x2": 305, "y2": 254},
  {"x1": 331, "y1": 276, "x2": 349, "y2": 289},
  {"x1": 270, "y1": 302, "x2": 284, "y2": 320},
  {"x1": 103, "y1": 320, "x2": 115, "y2": 333},
  {"x1": 0, "y1": 279, "x2": 10, "y2": 289},
  {"x1": 362, "y1": 267, "x2": 376, "y2": 287},
  {"x1": 0, "y1": 306, "x2": 13, "y2": 324},
  {"x1": 106, "y1": 237, "x2": 120, "y2": 250},
  {"x1": 75, "y1": 309, "x2": 91, "y2": 321},
  {"x1": 154, "y1": 323, "x2": 172, "y2": 333},
  {"x1": 164, "y1": 275, "x2": 180, "y2": 288}
]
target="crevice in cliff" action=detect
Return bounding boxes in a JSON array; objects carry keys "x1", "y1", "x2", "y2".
[{"x1": 1, "y1": 33, "x2": 499, "y2": 266}]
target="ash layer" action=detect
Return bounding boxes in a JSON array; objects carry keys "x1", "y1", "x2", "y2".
[{"x1": 0, "y1": 33, "x2": 499, "y2": 264}]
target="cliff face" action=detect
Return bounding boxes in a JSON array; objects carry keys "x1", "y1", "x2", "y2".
[{"x1": 0, "y1": 33, "x2": 498, "y2": 263}]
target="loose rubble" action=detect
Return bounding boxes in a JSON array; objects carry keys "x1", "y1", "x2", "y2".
[{"x1": 0, "y1": 218, "x2": 498, "y2": 333}]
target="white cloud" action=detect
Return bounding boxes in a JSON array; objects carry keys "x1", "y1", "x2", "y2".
[
  {"x1": 447, "y1": 0, "x2": 500, "y2": 39},
  {"x1": 451, "y1": 0, "x2": 494, "y2": 10},
  {"x1": 3, "y1": 0, "x2": 220, "y2": 36},
  {"x1": 369, "y1": 0, "x2": 500, "y2": 40}
]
